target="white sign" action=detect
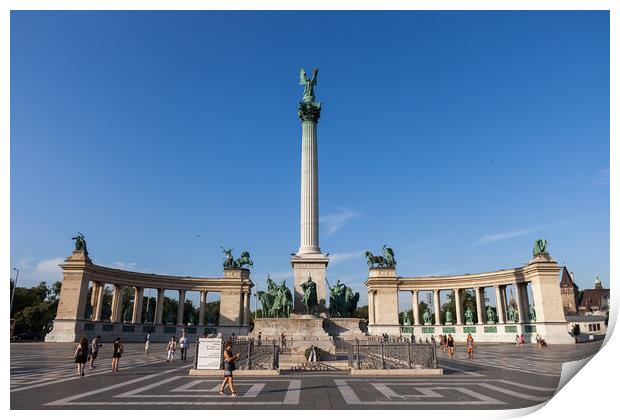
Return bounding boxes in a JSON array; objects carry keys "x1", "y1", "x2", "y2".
[{"x1": 196, "y1": 338, "x2": 222, "y2": 369}]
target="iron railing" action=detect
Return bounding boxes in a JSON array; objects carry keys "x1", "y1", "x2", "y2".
[
  {"x1": 195, "y1": 337, "x2": 279, "y2": 370},
  {"x1": 349, "y1": 339, "x2": 436, "y2": 370}
]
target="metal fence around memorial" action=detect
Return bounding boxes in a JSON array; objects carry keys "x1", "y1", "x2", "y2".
[
  {"x1": 348, "y1": 339, "x2": 437, "y2": 370},
  {"x1": 194, "y1": 337, "x2": 279, "y2": 370}
]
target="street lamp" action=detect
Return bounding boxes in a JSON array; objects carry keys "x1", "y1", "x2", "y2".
[{"x1": 10, "y1": 268, "x2": 19, "y2": 313}]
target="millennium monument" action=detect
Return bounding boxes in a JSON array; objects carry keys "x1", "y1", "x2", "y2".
[
  {"x1": 44, "y1": 68, "x2": 572, "y2": 346},
  {"x1": 291, "y1": 68, "x2": 330, "y2": 313}
]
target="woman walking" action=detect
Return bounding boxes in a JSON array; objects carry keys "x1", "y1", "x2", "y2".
[
  {"x1": 73, "y1": 337, "x2": 89, "y2": 376},
  {"x1": 145, "y1": 333, "x2": 151, "y2": 354},
  {"x1": 466, "y1": 333, "x2": 475, "y2": 359},
  {"x1": 111, "y1": 337, "x2": 123, "y2": 372},
  {"x1": 447, "y1": 334, "x2": 455, "y2": 359},
  {"x1": 219, "y1": 341, "x2": 240, "y2": 397},
  {"x1": 166, "y1": 336, "x2": 177, "y2": 363}
]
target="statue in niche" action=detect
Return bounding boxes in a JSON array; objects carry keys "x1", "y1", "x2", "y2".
[
  {"x1": 464, "y1": 306, "x2": 474, "y2": 324},
  {"x1": 445, "y1": 310, "x2": 453, "y2": 324},
  {"x1": 486, "y1": 307, "x2": 496, "y2": 323},
  {"x1": 422, "y1": 307, "x2": 432, "y2": 324}
]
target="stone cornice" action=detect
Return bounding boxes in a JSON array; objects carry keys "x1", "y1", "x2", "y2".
[
  {"x1": 68, "y1": 261, "x2": 253, "y2": 292},
  {"x1": 396, "y1": 261, "x2": 560, "y2": 290}
]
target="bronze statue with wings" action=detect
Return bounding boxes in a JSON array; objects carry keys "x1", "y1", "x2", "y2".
[{"x1": 299, "y1": 68, "x2": 319, "y2": 102}]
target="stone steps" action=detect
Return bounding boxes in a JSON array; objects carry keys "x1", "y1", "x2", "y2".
[{"x1": 280, "y1": 360, "x2": 351, "y2": 372}]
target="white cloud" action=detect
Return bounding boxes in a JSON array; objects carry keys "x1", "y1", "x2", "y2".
[
  {"x1": 591, "y1": 167, "x2": 609, "y2": 187},
  {"x1": 471, "y1": 219, "x2": 576, "y2": 246},
  {"x1": 112, "y1": 261, "x2": 138, "y2": 271},
  {"x1": 320, "y1": 207, "x2": 360, "y2": 235},
  {"x1": 329, "y1": 250, "x2": 365, "y2": 265},
  {"x1": 12, "y1": 257, "x2": 64, "y2": 287}
]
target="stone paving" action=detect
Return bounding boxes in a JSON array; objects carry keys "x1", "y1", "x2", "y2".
[{"x1": 10, "y1": 340, "x2": 602, "y2": 410}]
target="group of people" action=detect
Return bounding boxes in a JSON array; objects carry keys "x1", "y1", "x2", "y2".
[
  {"x1": 73, "y1": 335, "x2": 122, "y2": 376},
  {"x1": 436, "y1": 333, "x2": 476, "y2": 359},
  {"x1": 73, "y1": 331, "x2": 195, "y2": 376}
]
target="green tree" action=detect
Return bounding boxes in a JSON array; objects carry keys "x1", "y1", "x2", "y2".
[{"x1": 355, "y1": 305, "x2": 368, "y2": 320}]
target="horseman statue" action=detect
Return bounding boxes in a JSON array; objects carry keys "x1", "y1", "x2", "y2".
[
  {"x1": 257, "y1": 276, "x2": 292, "y2": 318},
  {"x1": 365, "y1": 245, "x2": 397, "y2": 269},
  {"x1": 329, "y1": 280, "x2": 360, "y2": 318},
  {"x1": 72, "y1": 232, "x2": 88, "y2": 253},
  {"x1": 221, "y1": 247, "x2": 254, "y2": 269},
  {"x1": 301, "y1": 276, "x2": 318, "y2": 315},
  {"x1": 533, "y1": 237, "x2": 548, "y2": 256}
]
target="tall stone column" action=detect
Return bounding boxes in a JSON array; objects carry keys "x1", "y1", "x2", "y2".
[
  {"x1": 454, "y1": 288, "x2": 463, "y2": 325},
  {"x1": 132, "y1": 286, "x2": 143, "y2": 324},
  {"x1": 93, "y1": 282, "x2": 105, "y2": 321},
  {"x1": 291, "y1": 71, "x2": 329, "y2": 313},
  {"x1": 199, "y1": 291, "x2": 207, "y2": 325},
  {"x1": 475, "y1": 287, "x2": 485, "y2": 325},
  {"x1": 495, "y1": 285, "x2": 505, "y2": 324},
  {"x1": 433, "y1": 290, "x2": 441, "y2": 325},
  {"x1": 177, "y1": 290, "x2": 186, "y2": 325},
  {"x1": 298, "y1": 100, "x2": 321, "y2": 255},
  {"x1": 155, "y1": 288, "x2": 165, "y2": 324},
  {"x1": 412, "y1": 291, "x2": 420, "y2": 325}
]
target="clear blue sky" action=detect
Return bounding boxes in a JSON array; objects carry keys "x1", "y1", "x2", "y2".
[{"x1": 10, "y1": 11, "x2": 609, "y2": 307}]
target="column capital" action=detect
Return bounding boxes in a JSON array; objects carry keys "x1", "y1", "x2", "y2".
[{"x1": 298, "y1": 102, "x2": 321, "y2": 122}]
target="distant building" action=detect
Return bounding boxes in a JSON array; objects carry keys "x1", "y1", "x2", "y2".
[
  {"x1": 565, "y1": 315, "x2": 607, "y2": 339},
  {"x1": 559, "y1": 267, "x2": 579, "y2": 315},
  {"x1": 560, "y1": 269, "x2": 610, "y2": 317}
]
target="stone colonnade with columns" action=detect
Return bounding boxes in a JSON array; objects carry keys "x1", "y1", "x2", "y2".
[
  {"x1": 366, "y1": 253, "x2": 573, "y2": 344},
  {"x1": 45, "y1": 249, "x2": 253, "y2": 342}
]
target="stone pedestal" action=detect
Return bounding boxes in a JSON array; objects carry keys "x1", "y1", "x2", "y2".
[
  {"x1": 251, "y1": 316, "x2": 334, "y2": 353},
  {"x1": 291, "y1": 253, "x2": 329, "y2": 313},
  {"x1": 366, "y1": 268, "x2": 400, "y2": 335}
]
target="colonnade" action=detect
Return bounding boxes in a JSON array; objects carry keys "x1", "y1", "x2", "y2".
[
  {"x1": 47, "y1": 249, "x2": 254, "y2": 342},
  {"x1": 403, "y1": 283, "x2": 530, "y2": 326},
  {"x1": 365, "y1": 254, "x2": 573, "y2": 344}
]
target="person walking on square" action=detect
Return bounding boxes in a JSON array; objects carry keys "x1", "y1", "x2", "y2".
[
  {"x1": 257, "y1": 331, "x2": 262, "y2": 347},
  {"x1": 447, "y1": 334, "x2": 455, "y2": 359},
  {"x1": 145, "y1": 333, "x2": 151, "y2": 354},
  {"x1": 466, "y1": 333, "x2": 475, "y2": 359},
  {"x1": 219, "y1": 341, "x2": 240, "y2": 397},
  {"x1": 166, "y1": 336, "x2": 177, "y2": 362},
  {"x1": 73, "y1": 337, "x2": 89, "y2": 376},
  {"x1": 281, "y1": 331, "x2": 287, "y2": 349},
  {"x1": 89, "y1": 335, "x2": 102, "y2": 368},
  {"x1": 111, "y1": 337, "x2": 123, "y2": 372},
  {"x1": 179, "y1": 332, "x2": 189, "y2": 362}
]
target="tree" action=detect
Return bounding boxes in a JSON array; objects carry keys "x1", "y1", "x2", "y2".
[{"x1": 355, "y1": 305, "x2": 368, "y2": 320}]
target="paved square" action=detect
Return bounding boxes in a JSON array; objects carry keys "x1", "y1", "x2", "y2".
[{"x1": 11, "y1": 341, "x2": 602, "y2": 410}]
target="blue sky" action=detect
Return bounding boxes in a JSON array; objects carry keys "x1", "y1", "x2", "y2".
[{"x1": 10, "y1": 11, "x2": 609, "y2": 307}]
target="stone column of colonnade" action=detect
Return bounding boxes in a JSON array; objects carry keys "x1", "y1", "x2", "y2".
[
  {"x1": 199, "y1": 291, "x2": 208, "y2": 325},
  {"x1": 177, "y1": 290, "x2": 186, "y2": 325},
  {"x1": 433, "y1": 290, "x2": 441, "y2": 325},
  {"x1": 495, "y1": 285, "x2": 506, "y2": 323},
  {"x1": 411, "y1": 291, "x2": 420, "y2": 325},
  {"x1": 243, "y1": 292, "x2": 251, "y2": 326},
  {"x1": 514, "y1": 283, "x2": 527, "y2": 323},
  {"x1": 454, "y1": 288, "x2": 463, "y2": 325},
  {"x1": 368, "y1": 291, "x2": 375, "y2": 325},
  {"x1": 93, "y1": 282, "x2": 105, "y2": 321},
  {"x1": 475, "y1": 287, "x2": 485, "y2": 325},
  {"x1": 155, "y1": 288, "x2": 165, "y2": 324},
  {"x1": 110, "y1": 284, "x2": 123, "y2": 322},
  {"x1": 132, "y1": 286, "x2": 144, "y2": 324}
]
